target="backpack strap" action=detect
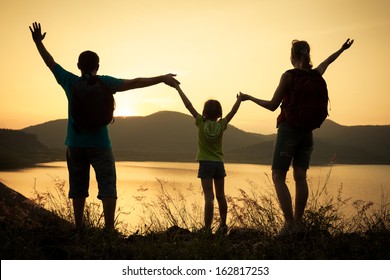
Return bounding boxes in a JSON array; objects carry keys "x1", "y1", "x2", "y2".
[{"x1": 280, "y1": 69, "x2": 300, "y2": 108}]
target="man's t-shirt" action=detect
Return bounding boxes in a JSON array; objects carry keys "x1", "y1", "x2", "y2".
[
  {"x1": 195, "y1": 114, "x2": 228, "y2": 162},
  {"x1": 52, "y1": 63, "x2": 123, "y2": 148}
]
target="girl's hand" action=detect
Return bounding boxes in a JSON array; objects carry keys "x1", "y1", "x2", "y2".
[
  {"x1": 162, "y1": 73, "x2": 180, "y2": 88},
  {"x1": 239, "y1": 92, "x2": 251, "y2": 101}
]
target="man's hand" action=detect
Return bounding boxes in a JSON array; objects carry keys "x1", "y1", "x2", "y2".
[
  {"x1": 29, "y1": 22, "x2": 46, "y2": 43},
  {"x1": 29, "y1": 21, "x2": 55, "y2": 69},
  {"x1": 342, "y1": 38, "x2": 354, "y2": 50},
  {"x1": 162, "y1": 74, "x2": 180, "y2": 87},
  {"x1": 239, "y1": 92, "x2": 251, "y2": 101}
]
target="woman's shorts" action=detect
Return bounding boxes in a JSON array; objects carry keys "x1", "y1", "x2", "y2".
[
  {"x1": 272, "y1": 122, "x2": 314, "y2": 171},
  {"x1": 197, "y1": 160, "x2": 226, "y2": 179}
]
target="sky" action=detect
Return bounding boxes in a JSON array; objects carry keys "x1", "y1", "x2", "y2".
[{"x1": 1, "y1": 0, "x2": 389, "y2": 134}]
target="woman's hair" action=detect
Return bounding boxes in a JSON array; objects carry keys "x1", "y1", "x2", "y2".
[
  {"x1": 202, "y1": 99, "x2": 222, "y2": 120},
  {"x1": 291, "y1": 40, "x2": 313, "y2": 69},
  {"x1": 78, "y1": 50, "x2": 100, "y2": 72}
]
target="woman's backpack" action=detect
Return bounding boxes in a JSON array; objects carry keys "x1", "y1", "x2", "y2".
[
  {"x1": 281, "y1": 69, "x2": 329, "y2": 130},
  {"x1": 71, "y1": 75, "x2": 115, "y2": 132}
]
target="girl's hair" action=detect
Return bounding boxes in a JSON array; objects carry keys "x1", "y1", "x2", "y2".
[
  {"x1": 291, "y1": 40, "x2": 313, "y2": 69},
  {"x1": 202, "y1": 99, "x2": 222, "y2": 120},
  {"x1": 78, "y1": 50, "x2": 100, "y2": 72}
]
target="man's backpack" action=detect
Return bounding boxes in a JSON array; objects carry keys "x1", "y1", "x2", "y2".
[
  {"x1": 71, "y1": 75, "x2": 115, "y2": 132},
  {"x1": 281, "y1": 69, "x2": 329, "y2": 130}
]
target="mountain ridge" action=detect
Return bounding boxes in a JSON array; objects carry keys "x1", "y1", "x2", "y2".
[{"x1": 1, "y1": 111, "x2": 388, "y2": 166}]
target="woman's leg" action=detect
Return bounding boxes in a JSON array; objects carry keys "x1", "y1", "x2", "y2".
[
  {"x1": 293, "y1": 166, "x2": 309, "y2": 225},
  {"x1": 272, "y1": 170, "x2": 294, "y2": 227}
]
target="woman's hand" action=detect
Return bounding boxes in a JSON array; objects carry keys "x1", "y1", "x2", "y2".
[{"x1": 342, "y1": 38, "x2": 354, "y2": 50}]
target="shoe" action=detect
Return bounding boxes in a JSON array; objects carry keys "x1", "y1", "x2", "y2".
[
  {"x1": 216, "y1": 224, "x2": 228, "y2": 235},
  {"x1": 277, "y1": 223, "x2": 296, "y2": 238},
  {"x1": 194, "y1": 227, "x2": 212, "y2": 236}
]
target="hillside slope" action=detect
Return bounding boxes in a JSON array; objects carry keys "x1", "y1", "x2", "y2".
[
  {"x1": 18, "y1": 111, "x2": 390, "y2": 165},
  {"x1": 0, "y1": 129, "x2": 58, "y2": 169}
]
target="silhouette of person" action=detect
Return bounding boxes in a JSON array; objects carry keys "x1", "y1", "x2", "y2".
[
  {"x1": 175, "y1": 84, "x2": 242, "y2": 233},
  {"x1": 29, "y1": 22, "x2": 179, "y2": 231},
  {"x1": 240, "y1": 39, "x2": 354, "y2": 234}
]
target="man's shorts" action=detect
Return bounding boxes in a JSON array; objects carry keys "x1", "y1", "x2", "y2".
[
  {"x1": 272, "y1": 122, "x2": 314, "y2": 171},
  {"x1": 197, "y1": 160, "x2": 226, "y2": 179},
  {"x1": 66, "y1": 147, "x2": 117, "y2": 199}
]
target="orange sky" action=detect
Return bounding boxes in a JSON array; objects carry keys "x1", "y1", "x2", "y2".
[{"x1": 1, "y1": 0, "x2": 389, "y2": 134}]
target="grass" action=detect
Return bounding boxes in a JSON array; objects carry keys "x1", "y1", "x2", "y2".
[{"x1": 1, "y1": 167, "x2": 389, "y2": 259}]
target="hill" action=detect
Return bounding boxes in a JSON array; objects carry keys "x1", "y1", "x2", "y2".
[
  {"x1": 0, "y1": 129, "x2": 60, "y2": 169},
  {"x1": 15, "y1": 111, "x2": 390, "y2": 165},
  {"x1": 229, "y1": 120, "x2": 390, "y2": 164},
  {"x1": 312, "y1": 120, "x2": 390, "y2": 164},
  {"x1": 22, "y1": 111, "x2": 273, "y2": 162}
]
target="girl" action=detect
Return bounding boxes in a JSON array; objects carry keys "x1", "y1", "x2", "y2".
[{"x1": 175, "y1": 84, "x2": 242, "y2": 233}]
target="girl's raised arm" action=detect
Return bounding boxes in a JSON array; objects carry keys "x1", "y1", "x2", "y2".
[
  {"x1": 175, "y1": 84, "x2": 199, "y2": 118},
  {"x1": 225, "y1": 93, "x2": 242, "y2": 123}
]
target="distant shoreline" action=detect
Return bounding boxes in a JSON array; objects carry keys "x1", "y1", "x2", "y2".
[
  {"x1": 2, "y1": 112, "x2": 390, "y2": 170},
  {"x1": 2, "y1": 159, "x2": 389, "y2": 173}
]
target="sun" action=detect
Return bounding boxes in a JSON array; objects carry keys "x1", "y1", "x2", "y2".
[{"x1": 114, "y1": 103, "x2": 137, "y2": 117}]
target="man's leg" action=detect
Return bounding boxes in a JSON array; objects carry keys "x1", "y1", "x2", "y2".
[
  {"x1": 293, "y1": 166, "x2": 309, "y2": 225},
  {"x1": 272, "y1": 170, "x2": 294, "y2": 227},
  {"x1": 90, "y1": 148, "x2": 117, "y2": 230},
  {"x1": 72, "y1": 197, "x2": 86, "y2": 230},
  {"x1": 102, "y1": 197, "x2": 116, "y2": 230},
  {"x1": 67, "y1": 148, "x2": 89, "y2": 230}
]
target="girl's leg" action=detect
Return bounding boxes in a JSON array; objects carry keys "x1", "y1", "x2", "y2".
[
  {"x1": 214, "y1": 178, "x2": 227, "y2": 227},
  {"x1": 201, "y1": 178, "x2": 214, "y2": 229}
]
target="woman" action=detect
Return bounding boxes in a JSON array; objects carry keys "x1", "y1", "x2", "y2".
[{"x1": 241, "y1": 38, "x2": 354, "y2": 234}]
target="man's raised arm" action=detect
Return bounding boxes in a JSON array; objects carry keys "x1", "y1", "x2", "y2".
[
  {"x1": 29, "y1": 22, "x2": 56, "y2": 70},
  {"x1": 118, "y1": 74, "x2": 179, "y2": 92}
]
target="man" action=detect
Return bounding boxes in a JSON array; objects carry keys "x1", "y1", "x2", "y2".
[{"x1": 29, "y1": 22, "x2": 179, "y2": 230}]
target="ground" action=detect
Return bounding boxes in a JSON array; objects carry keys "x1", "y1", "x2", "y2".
[{"x1": 1, "y1": 182, "x2": 389, "y2": 260}]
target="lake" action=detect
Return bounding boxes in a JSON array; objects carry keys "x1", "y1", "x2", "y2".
[{"x1": 1, "y1": 162, "x2": 389, "y2": 231}]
